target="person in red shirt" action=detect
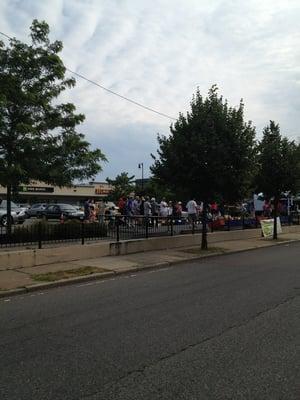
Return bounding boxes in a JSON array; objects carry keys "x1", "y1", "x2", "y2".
[{"x1": 118, "y1": 197, "x2": 126, "y2": 215}]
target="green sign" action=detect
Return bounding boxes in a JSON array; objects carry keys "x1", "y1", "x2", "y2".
[{"x1": 18, "y1": 186, "x2": 54, "y2": 193}]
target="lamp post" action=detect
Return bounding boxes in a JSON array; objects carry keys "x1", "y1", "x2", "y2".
[{"x1": 138, "y1": 163, "x2": 144, "y2": 191}]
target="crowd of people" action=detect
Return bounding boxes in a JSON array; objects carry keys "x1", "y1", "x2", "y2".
[
  {"x1": 82, "y1": 196, "x2": 207, "y2": 223},
  {"x1": 117, "y1": 196, "x2": 183, "y2": 218},
  {"x1": 82, "y1": 195, "x2": 298, "y2": 224}
]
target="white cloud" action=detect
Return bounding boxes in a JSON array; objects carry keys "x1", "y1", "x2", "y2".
[{"x1": 1, "y1": 0, "x2": 299, "y2": 177}]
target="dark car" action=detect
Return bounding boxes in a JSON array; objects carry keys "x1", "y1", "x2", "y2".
[
  {"x1": 26, "y1": 203, "x2": 47, "y2": 218},
  {"x1": 38, "y1": 204, "x2": 84, "y2": 221}
]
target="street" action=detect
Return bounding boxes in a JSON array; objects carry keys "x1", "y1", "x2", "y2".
[{"x1": 0, "y1": 242, "x2": 299, "y2": 399}]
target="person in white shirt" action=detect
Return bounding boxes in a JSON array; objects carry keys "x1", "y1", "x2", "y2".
[
  {"x1": 160, "y1": 198, "x2": 168, "y2": 217},
  {"x1": 186, "y1": 198, "x2": 198, "y2": 223}
]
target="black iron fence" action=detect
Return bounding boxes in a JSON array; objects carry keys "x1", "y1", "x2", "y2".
[{"x1": 0, "y1": 213, "x2": 299, "y2": 249}]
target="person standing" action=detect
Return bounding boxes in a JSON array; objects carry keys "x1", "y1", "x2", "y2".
[
  {"x1": 132, "y1": 196, "x2": 140, "y2": 216},
  {"x1": 84, "y1": 198, "x2": 91, "y2": 221},
  {"x1": 150, "y1": 198, "x2": 159, "y2": 226},
  {"x1": 118, "y1": 197, "x2": 126, "y2": 215},
  {"x1": 186, "y1": 198, "x2": 198, "y2": 224},
  {"x1": 144, "y1": 196, "x2": 151, "y2": 217},
  {"x1": 160, "y1": 198, "x2": 168, "y2": 218},
  {"x1": 174, "y1": 201, "x2": 183, "y2": 221}
]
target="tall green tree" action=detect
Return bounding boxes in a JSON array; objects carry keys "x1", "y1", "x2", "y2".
[
  {"x1": 0, "y1": 20, "x2": 106, "y2": 230},
  {"x1": 151, "y1": 86, "x2": 257, "y2": 249},
  {"x1": 256, "y1": 121, "x2": 299, "y2": 239},
  {"x1": 106, "y1": 172, "x2": 135, "y2": 201},
  {"x1": 135, "y1": 177, "x2": 174, "y2": 200}
]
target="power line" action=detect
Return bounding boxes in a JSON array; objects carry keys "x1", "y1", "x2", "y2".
[{"x1": 0, "y1": 31, "x2": 177, "y2": 121}]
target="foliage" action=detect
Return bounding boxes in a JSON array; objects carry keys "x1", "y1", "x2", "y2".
[
  {"x1": 135, "y1": 177, "x2": 175, "y2": 200},
  {"x1": 256, "y1": 121, "x2": 299, "y2": 198},
  {"x1": 0, "y1": 20, "x2": 106, "y2": 227},
  {"x1": 255, "y1": 121, "x2": 300, "y2": 238},
  {"x1": 106, "y1": 172, "x2": 135, "y2": 201},
  {"x1": 151, "y1": 85, "x2": 257, "y2": 248}
]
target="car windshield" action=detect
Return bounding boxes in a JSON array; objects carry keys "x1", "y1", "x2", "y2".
[{"x1": 0, "y1": 200, "x2": 19, "y2": 208}]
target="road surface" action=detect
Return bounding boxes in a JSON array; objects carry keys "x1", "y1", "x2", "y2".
[{"x1": 1, "y1": 242, "x2": 299, "y2": 399}]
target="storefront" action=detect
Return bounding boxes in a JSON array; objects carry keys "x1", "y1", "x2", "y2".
[{"x1": 0, "y1": 181, "x2": 113, "y2": 205}]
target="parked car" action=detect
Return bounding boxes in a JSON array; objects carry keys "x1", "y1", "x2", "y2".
[
  {"x1": 38, "y1": 204, "x2": 84, "y2": 221},
  {"x1": 0, "y1": 200, "x2": 23, "y2": 226},
  {"x1": 26, "y1": 203, "x2": 47, "y2": 218}
]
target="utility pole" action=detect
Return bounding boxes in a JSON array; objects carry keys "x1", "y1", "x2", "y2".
[{"x1": 138, "y1": 163, "x2": 144, "y2": 191}]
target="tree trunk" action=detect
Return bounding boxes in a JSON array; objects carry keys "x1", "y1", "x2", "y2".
[
  {"x1": 6, "y1": 184, "x2": 12, "y2": 235},
  {"x1": 273, "y1": 197, "x2": 278, "y2": 240},
  {"x1": 201, "y1": 201, "x2": 208, "y2": 250}
]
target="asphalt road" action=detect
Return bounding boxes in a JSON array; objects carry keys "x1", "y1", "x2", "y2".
[{"x1": 1, "y1": 242, "x2": 299, "y2": 400}]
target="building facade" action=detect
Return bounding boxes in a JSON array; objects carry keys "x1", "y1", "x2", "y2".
[{"x1": 0, "y1": 181, "x2": 113, "y2": 205}]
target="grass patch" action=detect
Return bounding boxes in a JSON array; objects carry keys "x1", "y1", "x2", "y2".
[
  {"x1": 31, "y1": 266, "x2": 107, "y2": 282},
  {"x1": 182, "y1": 246, "x2": 226, "y2": 255}
]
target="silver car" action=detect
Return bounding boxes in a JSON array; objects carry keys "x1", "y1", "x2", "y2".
[{"x1": 0, "y1": 200, "x2": 19, "y2": 226}]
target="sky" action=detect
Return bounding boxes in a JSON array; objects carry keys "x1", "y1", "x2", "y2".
[{"x1": 0, "y1": 0, "x2": 299, "y2": 181}]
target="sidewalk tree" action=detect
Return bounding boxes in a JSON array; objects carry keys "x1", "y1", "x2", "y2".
[
  {"x1": 135, "y1": 177, "x2": 174, "y2": 199},
  {"x1": 151, "y1": 86, "x2": 256, "y2": 249},
  {"x1": 256, "y1": 121, "x2": 300, "y2": 239},
  {"x1": 106, "y1": 172, "x2": 135, "y2": 201},
  {"x1": 0, "y1": 20, "x2": 106, "y2": 231}
]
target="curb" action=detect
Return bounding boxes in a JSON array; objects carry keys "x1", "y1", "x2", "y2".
[{"x1": 0, "y1": 238, "x2": 299, "y2": 299}]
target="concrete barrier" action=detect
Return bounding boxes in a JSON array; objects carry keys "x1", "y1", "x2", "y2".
[
  {"x1": 0, "y1": 225, "x2": 299, "y2": 270},
  {"x1": 0, "y1": 241, "x2": 111, "y2": 271}
]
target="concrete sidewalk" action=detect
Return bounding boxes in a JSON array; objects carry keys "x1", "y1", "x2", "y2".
[{"x1": 1, "y1": 231, "x2": 299, "y2": 298}]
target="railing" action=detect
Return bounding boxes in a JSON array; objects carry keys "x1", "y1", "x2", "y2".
[{"x1": 0, "y1": 213, "x2": 299, "y2": 249}]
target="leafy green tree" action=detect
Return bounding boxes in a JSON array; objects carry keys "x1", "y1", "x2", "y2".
[
  {"x1": 135, "y1": 177, "x2": 175, "y2": 200},
  {"x1": 256, "y1": 121, "x2": 299, "y2": 239},
  {"x1": 0, "y1": 20, "x2": 106, "y2": 230},
  {"x1": 106, "y1": 172, "x2": 135, "y2": 202},
  {"x1": 151, "y1": 86, "x2": 257, "y2": 249}
]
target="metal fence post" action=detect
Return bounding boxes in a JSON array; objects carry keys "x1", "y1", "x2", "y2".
[
  {"x1": 116, "y1": 217, "x2": 120, "y2": 242},
  {"x1": 145, "y1": 217, "x2": 149, "y2": 239},
  {"x1": 38, "y1": 222, "x2": 42, "y2": 249},
  {"x1": 170, "y1": 217, "x2": 174, "y2": 236},
  {"x1": 227, "y1": 218, "x2": 230, "y2": 231},
  {"x1": 242, "y1": 214, "x2": 245, "y2": 229},
  {"x1": 81, "y1": 221, "x2": 85, "y2": 245},
  {"x1": 192, "y1": 219, "x2": 195, "y2": 234}
]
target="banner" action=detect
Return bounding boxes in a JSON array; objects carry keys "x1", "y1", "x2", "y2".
[{"x1": 260, "y1": 218, "x2": 282, "y2": 238}]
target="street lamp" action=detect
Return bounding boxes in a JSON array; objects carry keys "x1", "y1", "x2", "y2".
[{"x1": 138, "y1": 163, "x2": 144, "y2": 191}]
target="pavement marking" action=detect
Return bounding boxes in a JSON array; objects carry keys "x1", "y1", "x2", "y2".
[
  {"x1": 4, "y1": 298, "x2": 11, "y2": 302},
  {"x1": 129, "y1": 274, "x2": 137, "y2": 277}
]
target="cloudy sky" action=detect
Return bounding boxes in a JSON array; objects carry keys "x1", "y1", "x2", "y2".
[{"x1": 1, "y1": 0, "x2": 299, "y2": 180}]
